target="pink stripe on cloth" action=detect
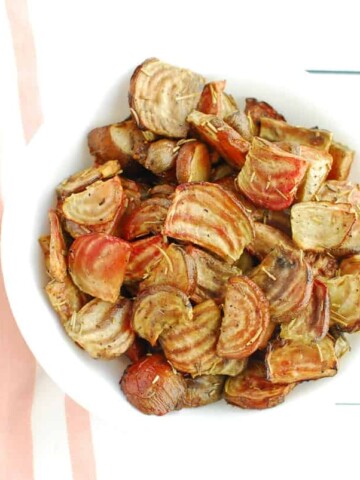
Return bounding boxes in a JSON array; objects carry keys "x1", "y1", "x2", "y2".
[
  {"x1": 65, "y1": 396, "x2": 97, "y2": 480},
  {"x1": 0, "y1": 201, "x2": 36, "y2": 480},
  {"x1": 5, "y1": 0, "x2": 43, "y2": 143}
]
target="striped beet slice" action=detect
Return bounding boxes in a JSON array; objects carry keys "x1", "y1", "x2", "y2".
[
  {"x1": 64, "y1": 297, "x2": 134, "y2": 359},
  {"x1": 160, "y1": 300, "x2": 246, "y2": 377},
  {"x1": 164, "y1": 182, "x2": 254, "y2": 262},
  {"x1": 236, "y1": 137, "x2": 308, "y2": 210},
  {"x1": 217, "y1": 276, "x2": 270, "y2": 359},
  {"x1": 132, "y1": 285, "x2": 192, "y2": 346},
  {"x1": 125, "y1": 235, "x2": 168, "y2": 283}
]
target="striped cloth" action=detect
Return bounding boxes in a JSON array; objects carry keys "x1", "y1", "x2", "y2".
[{"x1": 1, "y1": 1, "x2": 360, "y2": 479}]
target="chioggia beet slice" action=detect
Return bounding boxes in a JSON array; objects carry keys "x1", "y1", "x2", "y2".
[
  {"x1": 68, "y1": 233, "x2": 131, "y2": 302},
  {"x1": 63, "y1": 297, "x2": 134, "y2": 359},
  {"x1": 217, "y1": 277, "x2": 270, "y2": 359},
  {"x1": 140, "y1": 243, "x2": 197, "y2": 296},
  {"x1": 224, "y1": 360, "x2": 296, "y2": 409},
  {"x1": 120, "y1": 354, "x2": 186, "y2": 416},
  {"x1": 236, "y1": 137, "x2": 308, "y2": 210},
  {"x1": 129, "y1": 58, "x2": 205, "y2": 138},
  {"x1": 280, "y1": 279, "x2": 330, "y2": 343},
  {"x1": 164, "y1": 182, "x2": 254, "y2": 262},
  {"x1": 160, "y1": 299, "x2": 246, "y2": 377},
  {"x1": 132, "y1": 285, "x2": 192, "y2": 346},
  {"x1": 124, "y1": 235, "x2": 168, "y2": 283}
]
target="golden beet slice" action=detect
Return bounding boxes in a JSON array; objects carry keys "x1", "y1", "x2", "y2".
[
  {"x1": 266, "y1": 337, "x2": 337, "y2": 384},
  {"x1": 45, "y1": 276, "x2": 88, "y2": 324},
  {"x1": 62, "y1": 176, "x2": 123, "y2": 226},
  {"x1": 187, "y1": 110, "x2": 251, "y2": 169},
  {"x1": 186, "y1": 245, "x2": 241, "y2": 303},
  {"x1": 236, "y1": 137, "x2": 308, "y2": 210},
  {"x1": 248, "y1": 245, "x2": 313, "y2": 321},
  {"x1": 68, "y1": 233, "x2": 131, "y2": 302},
  {"x1": 48, "y1": 210, "x2": 67, "y2": 283},
  {"x1": 291, "y1": 202, "x2": 356, "y2": 251},
  {"x1": 132, "y1": 285, "x2": 192, "y2": 346},
  {"x1": 160, "y1": 299, "x2": 245, "y2": 377},
  {"x1": 294, "y1": 146, "x2": 333, "y2": 201},
  {"x1": 247, "y1": 222, "x2": 294, "y2": 260},
  {"x1": 63, "y1": 199, "x2": 126, "y2": 239},
  {"x1": 87, "y1": 119, "x2": 150, "y2": 165},
  {"x1": 121, "y1": 197, "x2": 171, "y2": 240},
  {"x1": 164, "y1": 182, "x2": 254, "y2": 263},
  {"x1": 323, "y1": 273, "x2": 360, "y2": 332},
  {"x1": 63, "y1": 297, "x2": 134, "y2": 359},
  {"x1": 124, "y1": 235, "x2": 168, "y2": 283},
  {"x1": 224, "y1": 360, "x2": 295, "y2": 409},
  {"x1": 183, "y1": 374, "x2": 225, "y2": 408},
  {"x1": 120, "y1": 354, "x2": 186, "y2": 416},
  {"x1": 217, "y1": 277, "x2": 270, "y2": 359},
  {"x1": 245, "y1": 98, "x2": 285, "y2": 135},
  {"x1": 280, "y1": 279, "x2": 330, "y2": 343},
  {"x1": 257, "y1": 320, "x2": 277, "y2": 350},
  {"x1": 328, "y1": 141, "x2": 355, "y2": 181},
  {"x1": 140, "y1": 243, "x2": 196, "y2": 296},
  {"x1": 260, "y1": 117, "x2": 333, "y2": 151},
  {"x1": 56, "y1": 160, "x2": 121, "y2": 198},
  {"x1": 143, "y1": 139, "x2": 177, "y2": 175},
  {"x1": 340, "y1": 255, "x2": 360, "y2": 275},
  {"x1": 129, "y1": 58, "x2": 205, "y2": 138},
  {"x1": 176, "y1": 140, "x2": 211, "y2": 183}
]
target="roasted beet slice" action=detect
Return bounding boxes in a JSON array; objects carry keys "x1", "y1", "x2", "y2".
[
  {"x1": 120, "y1": 354, "x2": 186, "y2": 415},
  {"x1": 140, "y1": 243, "x2": 196, "y2": 296},
  {"x1": 164, "y1": 182, "x2": 254, "y2": 262},
  {"x1": 304, "y1": 252, "x2": 338, "y2": 279},
  {"x1": 291, "y1": 202, "x2": 356, "y2": 251},
  {"x1": 217, "y1": 277, "x2": 270, "y2": 359},
  {"x1": 142, "y1": 139, "x2": 177, "y2": 175},
  {"x1": 48, "y1": 210, "x2": 67, "y2": 282},
  {"x1": 236, "y1": 137, "x2": 308, "y2": 211},
  {"x1": 197, "y1": 80, "x2": 237, "y2": 118},
  {"x1": 260, "y1": 117, "x2": 333, "y2": 151},
  {"x1": 328, "y1": 141, "x2": 355, "y2": 181},
  {"x1": 280, "y1": 279, "x2": 330, "y2": 343},
  {"x1": 247, "y1": 222, "x2": 294, "y2": 260},
  {"x1": 176, "y1": 140, "x2": 211, "y2": 183},
  {"x1": 245, "y1": 98, "x2": 285, "y2": 135},
  {"x1": 68, "y1": 233, "x2": 131, "y2": 302},
  {"x1": 249, "y1": 245, "x2": 313, "y2": 321},
  {"x1": 56, "y1": 160, "x2": 121, "y2": 198},
  {"x1": 160, "y1": 300, "x2": 246, "y2": 377},
  {"x1": 340, "y1": 255, "x2": 360, "y2": 275},
  {"x1": 45, "y1": 276, "x2": 88, "y2": 324},
  {"x1": 266, "y1": 337, "x2": 337, "y2": 384},
  {"x1": 186, "y1": 245, "x2": 241, "y2": 303},
  {"x1": 324, "y1": 273, "x2": 360, "y2": 332},
  {"x1": 124, "y1": 235, "x2": 167, "y2": 283},
  {"x1": 121, "y1": 197, "x2": 170, "y2": 240},
  {"x1": 224, "y1": 110, "x2": 253, "y2": 142},
  {"x1": 132, "y1": 285, "x2": 192, "y2": 345},
  {"x1": 187, "y1": 110, "x2": 250, "y2": 169},
  {"x1": 64, "y1": 297, "x2": 134, "y2": 359},
  {"x1": 224, "y1": 360, "x2": 295, "y2": 409},
  {"x1": 129, "y1": 58, "x2": 205, "y2": 138}
]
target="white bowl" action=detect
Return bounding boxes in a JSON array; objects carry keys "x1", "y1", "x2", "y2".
[{"x1": 2, "y1": 66, "x2": 360, "y2": 433}]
